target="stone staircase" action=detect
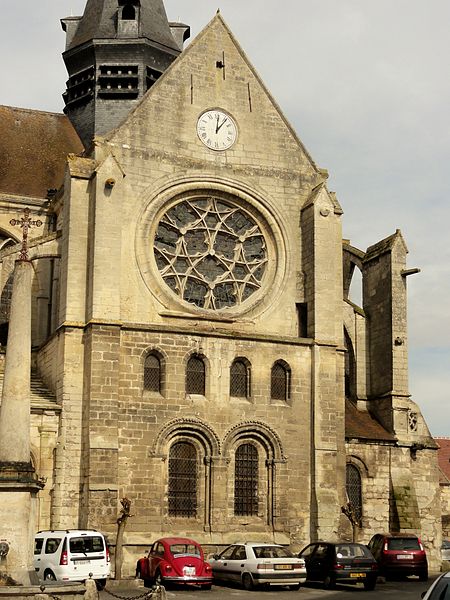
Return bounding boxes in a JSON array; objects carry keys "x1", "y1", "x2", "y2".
[{"x1": 0, "y1": 369, "x2": 59, "y2": 411}]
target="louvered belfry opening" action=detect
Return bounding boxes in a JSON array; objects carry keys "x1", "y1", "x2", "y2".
[
  {"x1": 122, "y1": 3, "x2": 136, "y2": 20},
  {"x1": 346, "y1": 464, "x2": 362, "y2": 521},
  {"x1": 271, "y1": 362, "x2": 290, "y2": 400},
  {"x1": 186, "y1": 355, "x2": 205, "y2": 395},
  {"x1": 230, "y1": 360, "x2": 248, "y2": 397},
  {"x1": 234, "y1": 443, "x2": 259, "y2": 516},
  {"x1": 168, "y1": 441, "x2": 198, "y2": 517},
  {"x1": 144, "y1": 353, "x2": 161, "y2": 392}
]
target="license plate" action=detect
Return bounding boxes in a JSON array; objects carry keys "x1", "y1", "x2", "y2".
[
  {"x1": 76, "y1": 560, "x2": 90, "y2": 565},
  {"x1": 183, "y1": 567, "x2": 196, "y2": 576},
  {"x1": 397, "y1": 555, "x2": 413, "y2": 560},
  {"x1": 274, "y1": 564, "x2": 293, "y2": 570},
  {"x1": 350, "y1": 573, "x2": 366, "y2": 578}
]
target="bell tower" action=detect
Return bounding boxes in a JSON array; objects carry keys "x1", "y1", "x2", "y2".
[{"x1": 61, "y1": 0, "x2": 190, "y2": 148}]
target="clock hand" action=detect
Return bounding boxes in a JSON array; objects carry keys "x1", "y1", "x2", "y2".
[
  {"x1": 216, "y1": 117, "x2": 228, "y2": 132},
  {"x1": 215, "y1": 114, "x2": 220, "y2": 134}
]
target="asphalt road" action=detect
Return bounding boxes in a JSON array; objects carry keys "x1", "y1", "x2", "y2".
[{"x1": 100, "y1": 576, "x2": 437, "y2": 600}]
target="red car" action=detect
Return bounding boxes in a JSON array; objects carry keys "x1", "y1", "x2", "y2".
[{"x1": 136, "y1": 537, "x2": 212, "y2": 589}]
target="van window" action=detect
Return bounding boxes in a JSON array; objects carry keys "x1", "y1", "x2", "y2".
[
  {"x1": 69, "y1": 536, "x2": 104, "y2": 554},
  {"x1": 45, "y1": 538, "x2": 62, "y2": 554},
  {"x1": 34, "y1": 539, "x2": 44, "y2": 554}
]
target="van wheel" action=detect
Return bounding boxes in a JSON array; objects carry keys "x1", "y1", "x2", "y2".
[
  {"x1": 44, "y1": 570, "x2": 56, "y2": 581},
  {"x1": 323, "y1": 575, "x2": 336, "y2": 589},
  {"x1": 95, "y1": 579, "x2": 106, "y2": 591}
]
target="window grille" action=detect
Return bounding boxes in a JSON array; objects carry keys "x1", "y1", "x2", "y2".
[
  {"x1": 271, "y1": 362, "x2": 290, "y2": 401},
  {"x1": 346, "y1": 464, "x2": 362, "y2": 522},
  {"x1": 144, "y1": 353, "x2": 161, "y2": 392},
  {"x1": 186, "y1": 355, "x2": 205, "y2": 395},
  {"x1": 408, "y1": 411, "x2": 418, "y2": 432},
  {"x1": 234, "y1": 443, "x2": 259, "y2": 516},
  {"x1": 168, "y1": 442, "x2": 198, "y2": 517},
  {"x1": 230, "y1": 360, "x2": 249, "y2": 398}
]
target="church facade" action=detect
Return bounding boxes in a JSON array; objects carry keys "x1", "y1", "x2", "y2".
[{"x1": 0, "y1": 0, "x2": 442, "y2": 574}]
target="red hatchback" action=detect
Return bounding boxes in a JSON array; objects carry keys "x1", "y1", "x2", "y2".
[
  {"x1": 136, "y1": 537, "x2": 212, "y2": 589},
  {"x1": 367, "y1": 533, "x2": 428, "y2": 581}
]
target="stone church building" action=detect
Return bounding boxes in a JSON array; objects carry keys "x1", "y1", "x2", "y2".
[{"x1": 0, "y1": 0, "x2": 442, "y2": 574}]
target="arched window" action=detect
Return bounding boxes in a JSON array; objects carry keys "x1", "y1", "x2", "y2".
[
  {"x1": 344, "y1": 330, "x2": 357, "y2": 401},
  {"x1": 122, "y1": 4, "x2": 136, "y2": 20},
  {"x1": 346, "y1": 464, "x2": 362, "y2": 522},
  {"x1": 234, "y1": 443, "x2": 258, "y2": 515},
  {"x1": 186, "y1": 355, "x2": 205, "y2": 395},
  {"x1": 271, "y1": 361, "x2": 291, "y2": 401},
  {"x1": 144, "y1": 353, "x2": 161, "y2": 392},
  {"x1": 230, "y1": 359, "x2": 250, "y2": 398},
  {"x1": 168, "y1": 441, "x2": 197, "y2": 517}
]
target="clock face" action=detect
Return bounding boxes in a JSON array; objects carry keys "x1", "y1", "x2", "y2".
[{"x1": 197, "y1": 110, "x2": 237, "y2": 151}]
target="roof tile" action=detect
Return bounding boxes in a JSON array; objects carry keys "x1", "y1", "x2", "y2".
[{"x1": 0, "y1": 106, "x2": 83, "y2": 198}]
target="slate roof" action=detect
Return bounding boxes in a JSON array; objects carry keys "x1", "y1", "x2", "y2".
[
  {"x1": 0, "y1": 106, "x2": 83, "y2": 199},
  {"x1": 67, "y1": 0, "x2": 180, "y2": 51},
  {"x1": 345, "y1": 398, "x2": 396, "y2": 442},
  {"x1": 435, "y1": 437, "x2": 450, "y2": 484}
]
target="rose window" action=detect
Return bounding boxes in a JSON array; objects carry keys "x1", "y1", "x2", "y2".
[{"x1": 154, "y1": 196, "x2": 268, "y2": 310}]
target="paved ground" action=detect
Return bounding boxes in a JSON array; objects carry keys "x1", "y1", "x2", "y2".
[{"x1": 100, "y1": 575, "x2": 438, "y2": 600}]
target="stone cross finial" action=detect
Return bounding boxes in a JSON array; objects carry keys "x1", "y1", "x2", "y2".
[{"x1": 9, "y1": 207, "x2": 43, "y2": 261}]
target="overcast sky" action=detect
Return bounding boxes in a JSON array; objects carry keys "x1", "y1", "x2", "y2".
[{"x1": 2, "y1": 1, "x2": 449, "y2": 436}]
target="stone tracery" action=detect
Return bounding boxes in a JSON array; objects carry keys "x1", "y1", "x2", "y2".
[{"x1": 154, "y1": 196, "x2": 268, "y2": 310}]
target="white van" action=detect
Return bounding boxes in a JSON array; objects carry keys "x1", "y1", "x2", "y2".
[{"x1": 34, "y1": 529, "x2": 110, "y2": 589}]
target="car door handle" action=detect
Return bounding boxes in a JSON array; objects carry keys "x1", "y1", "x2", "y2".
[
  {"x1": 240, "y1": 564, "x2": 245, "y2": 567},
  {"x1": 223, "y1": 562, "x2": 227, "y2": 566}
]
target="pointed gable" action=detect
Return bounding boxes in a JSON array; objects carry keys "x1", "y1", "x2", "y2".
[
  {"x1": 365, "y1": 229, "x2": 408, "y2": 262},
  {"x1": 106, "y1": 13, "x2": 321, "y2": 181}
]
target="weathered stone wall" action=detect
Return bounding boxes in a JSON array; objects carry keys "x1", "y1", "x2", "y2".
[
  {"x1": 441, "y1": 485, "x2": 450, "y2": 538},
  {"x1": 346, "y1": 441, "x2": 441, "y2": 570},
  {"x1": 77, "y1": 326, "x2": 316, "y2": 544}
]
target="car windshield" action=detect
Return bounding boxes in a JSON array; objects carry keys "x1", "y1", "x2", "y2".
[
  {"x1": 442, "y1": 541, "x2": 450, "y2": 549},
  {"x1": 387, "y1": 538, "x2": 420, "y2": 551},
  {"x1": 336, "y1": 544, "x2": 372, "y2": 558},
  {"x1": 253, "y1": 546, "x2": 293, "y2": 559},
  {"x1": 170, "y1": 544, "x2": 201, "y2": 557},
  {"x1": 69, "y1": 536, "x2": 104, "y2": 553},
  {"x1": 427, "y1": 579, "x2": 450, "y2": 599}
]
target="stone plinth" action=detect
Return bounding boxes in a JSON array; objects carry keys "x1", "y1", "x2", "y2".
[{"x1": 0, "y1": 462, "x2": 44, "y2": 585}]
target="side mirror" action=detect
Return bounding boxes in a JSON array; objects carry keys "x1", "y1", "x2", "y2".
[{"x1": 213, "y1": 554, "x2": 220, "y2": 560}]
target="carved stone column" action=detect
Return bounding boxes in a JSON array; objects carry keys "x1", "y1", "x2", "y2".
[{"x1": 0, "y1": 259, "x2": 44, "y2": 585}]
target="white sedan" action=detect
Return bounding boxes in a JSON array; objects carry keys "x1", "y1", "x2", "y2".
[
  {"x1": 421, "y1": 572, "x2": 450, "y2": 600},
  {"x1": 208, "y1": 542, "x2": 306, "y2": 590}
]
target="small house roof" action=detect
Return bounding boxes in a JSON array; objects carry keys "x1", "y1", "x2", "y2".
[{"x1": 0, "y1": 106, "x2": 83, "y2": 199}]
